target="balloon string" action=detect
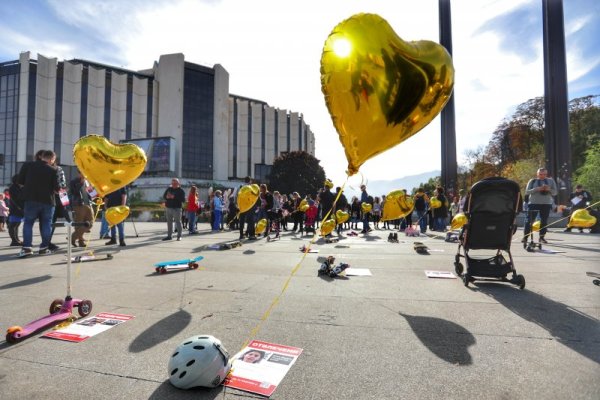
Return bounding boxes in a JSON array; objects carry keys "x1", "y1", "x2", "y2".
[
  {"x1": 521, "y1": 200, "x2": 600, "y2": 241},
  {"x1": 234, "y1": 176, "x2": 351, "y2": 358}
]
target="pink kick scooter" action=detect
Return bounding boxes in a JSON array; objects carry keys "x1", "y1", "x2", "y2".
[{"x1": 6, "y1": 221, "x2": 93, "y2": 343}]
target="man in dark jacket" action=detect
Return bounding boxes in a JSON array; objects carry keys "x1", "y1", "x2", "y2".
[
  {"x1": 163, "y1": 178, "x2": 186, "y2": 241},
  {"x1": 17, "y1": 150, "x2": 59, "y2": 257}
]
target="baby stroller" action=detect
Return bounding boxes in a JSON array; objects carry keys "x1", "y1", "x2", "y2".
[{"x1": 454, "y1": 177, "x2": 525, "y2": 289}]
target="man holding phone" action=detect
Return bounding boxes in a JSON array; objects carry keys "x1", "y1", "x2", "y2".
[{"x1": 523, "y1": 167, "x2": 558, "y2": 243}]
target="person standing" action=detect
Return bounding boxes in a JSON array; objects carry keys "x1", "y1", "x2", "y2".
[
  {"x1": 17, "y1": 150, "x2": 59, "y2": 257},
  {"x1": 186, "y1": 185, "x2": 199, "y2": 234},
  {"x1": 7, "y1": 174, "x2": 24, "y2": 246},
  {"x1": 432, "y1": 186, "x2": 449, "y2": 232},
  {"x1": 212, "y1": 190, "x2": 224, "y2": 232},
  {"x1": 68, "y1": 172, "x2": 94, "y2": 247},
  {"x1": 523, "y1": 167, "x2": 558, "y2": 243},
  {"x1": 163, "y1": 178, "x2": 186, "y2": 241},
  {"x1": 238, "y1": 177, "x2": 257, "y2": 240},
  {"x1": 565, "y1": 184, "x2": 593, "y2": 233},
  {"x1": 413, "y1": 188, "x2": 430, "y2": 234},
  {"x1": 359, "y1": 184, "x2": 373, "y2": 234},
  {"x1": 104, "y1": 187, "x2": 127, "y2": 246},
  {"x1": 335, "y1": 187, "x2": 348, "y2": 235}
]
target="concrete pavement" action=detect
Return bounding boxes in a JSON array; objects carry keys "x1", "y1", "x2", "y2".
[{"x1": 0, "y1": 222, "x2": 599, "y2": 399}]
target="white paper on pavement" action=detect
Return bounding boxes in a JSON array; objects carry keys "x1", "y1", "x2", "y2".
[
  {"x1": 224, "y1": 340, "x2": 303, "y2": 397},
  {"x1": 425, "y1": 270, "x2": 456, "y2": 279},
  {"x1": 345, "y1": 268, "x2": 372, "y2": 276},
  {"x1": 43, "y1": 312, "x2": 135, "y2": 343}
]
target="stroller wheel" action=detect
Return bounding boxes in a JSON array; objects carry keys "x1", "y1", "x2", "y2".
[
  {"x1": 515, "y1": 274, "x2": 526, "y2": 290},
  {"x1": 593, "y1": 279, "x2": 600, "y2": 286},
  {"x1": 462, "y1": 274, "x2": 470, "y2": 287},
  {"x1": 454, "y1": 262, "x2": 463, "y2": 277}
]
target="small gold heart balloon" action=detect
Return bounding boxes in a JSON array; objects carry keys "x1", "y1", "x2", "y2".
[
  {"x1": 430, "y1": 197, "x2": 442, "y2": 209},
  {"x1": 532, "y1": 220, "x2": 541, "y2": 232},
  {"x1": 105, "y1": 205, "x2": 130, "y2": 227},
  {"x1": 335, "y1": 210, "x2": 350, "y2": 224},
  {"x1": 320, "y1": 219, "x2": 336, "y2": 236},
  {"x1": 255, "y1": 218, "x2": 268, "y2": 234},
  {"x1": 300, "y1": 204, "x2": 310, "y2": 212},
  {"x1": 361, "y1": 203, "x2": 372, "y2": 213},
  {"x1": 321, "y1": 13, "x2": 454, "y2": 175},
  {"x1": 382, "y1": 189, "x2": 413, "y2": 221},
  {"x1": 298, "y1": 199, "x2": 308, "y2": 210},
  {"x1": 451, "y1": 213, "x2": 467, "y2": 230},
  {"x1": 568, "y1": 209, "x2": 597, "y2": 228},
  {"x1": 73, "y1": 135, "x2": 147, "y2": 197},
  {"x1": 237, "y1": 184, "x2": 260, "y2": 213}
]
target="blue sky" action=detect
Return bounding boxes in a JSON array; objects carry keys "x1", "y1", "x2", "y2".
[{"x1": 1, "y1": 0, "x2": 598, "y2": 186}]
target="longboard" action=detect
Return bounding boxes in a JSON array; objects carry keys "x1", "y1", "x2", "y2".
[
  {"x1": 71, "y1": 252, "x2": 114, "y2": 263},
  {"x1": 413, "y1": 242, "x2": 430, "y2": 255},
  {"x1": 154, "y1": 256, "x2": 204, "y2": 274},
  {"x1": 586, "y1": 271, "x2": 600, "y2": 286}
]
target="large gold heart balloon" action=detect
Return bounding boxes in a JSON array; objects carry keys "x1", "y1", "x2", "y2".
[
  {"x1": 237, "y1": 184, "x2": 260, "y2": 213},
  {"x1": 320, "y1": 219, "x2": 336, "y2": 236},
  {"x1": 382, "y1": 190, "x2": 413, "y2": 221},
  {"x1": 105, "y1": 205, "x2": 130, "y2": 227},
  {"x1": 335, "y1": 210, "x2": 350, "y2": 224},
  {"x1": 255, "y1": 218, "x2": 268, "y2": 234},
  {"x1": 451, "y1": 213, "x2": 467, "y2": 231},
  {"x1": 568, "y1": 209, "x2": 597, "y2": 228},
  {"x1": 73, "y1": 135, "x2": 147, "y2": 197},
  {"x1": 321, "y1": 13, "x2": 454, "y2": 175}
]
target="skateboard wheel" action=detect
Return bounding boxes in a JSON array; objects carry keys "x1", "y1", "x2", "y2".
[
  {"x1": 190, "y1": 263, "x2": 199, "y2": 269},
  {"x1": 160, "y1": 268, "x2": 167, "y2": 274},
  {"x1": 155, "y1": 267, "x2": 160, "y2": 273}
]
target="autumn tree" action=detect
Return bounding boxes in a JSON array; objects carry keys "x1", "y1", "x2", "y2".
[{"x1": 268, "y1": 151, "x2": 326, "y2": 197}]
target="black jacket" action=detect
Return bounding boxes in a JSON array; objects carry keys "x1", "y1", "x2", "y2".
[{"x1": 17, "y1": 160, "x2": 59, "y2": 206}]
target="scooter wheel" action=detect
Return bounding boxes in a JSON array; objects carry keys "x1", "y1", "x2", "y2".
[
  {"x1": 49, "y1": 298, "x2": 64, "y2": 314},
  {"x1": 6, "y1": 326, "x2": 22, "y2": 343},
  {"x1": 78, "y1": 300, "x2": 93, "y2": 317}
]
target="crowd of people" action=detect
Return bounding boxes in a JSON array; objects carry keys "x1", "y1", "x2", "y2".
[{"x1": 3, "y1": 164, "x2": 595, "y2": 253}]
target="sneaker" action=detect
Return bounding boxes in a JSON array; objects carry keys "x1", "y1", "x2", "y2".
[
  {"x1": 119, "y1": 240, "x2": 126, "y2": 247},
  {"x1": 18, "y1": 248, "x2": 33, "y2": 258},
  {"x1": 162, "y1": 236, "x2": 173, "y2": 241},
  {"x1": 176, "y1": 237, "x2": 181, "y2": 241},
  {"x1": 105, "y1": 239, "x2": 117, "y2": 245},
  {"x1": 48, "y1": 243, "x2": 59, "y2": 251},
  {"x1": 539, "y1": 237, "x2": 548, "y2": 244},
  {"x1": 521, "y1": 236, "x2": 528, "y2": 243},
  {"x1": 38, "y1": 248, "x2": 54, "y2": 255},
  {"x1": 248, "y1": 236, "x2": 257, "y2": 240},
  {"x1": 387, "y1": 233, "x2": 393, "y2": 242}
]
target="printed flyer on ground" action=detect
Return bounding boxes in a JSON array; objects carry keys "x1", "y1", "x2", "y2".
[
  {"x1": 43, "y1": 312, "x2": 135, "y2": 342},
  {"x1": 224, "y1": 340, "x2": 303, "y2": 397}
]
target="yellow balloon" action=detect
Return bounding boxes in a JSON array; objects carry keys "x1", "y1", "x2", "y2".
[
  {"x1": 381, "y1": 190, "x2": 413, "y2": 221},
  {"x1": 430, "y1": 197, "x2": 442, "y2": 209},
  {"x1": 298, "y1": 199, "x2": 308, "y2": 210},
  {"x1": 361, "y1": 203, "x2": 372, "y2": 213},
  {"x1": 324, "y1": 179, "x2": 334, "y2": 189},
  {"x1": 335, "y1": 210, "x2": 350, "y2": 224},
  {"x1": 532, "y1": 220, "x2": 541, "y2": 232},
  {"x1": 255, "y1": 218, "x2": 268, "y2": 234},
  {"x1": 237, "y1": 184, "x2": 260, "y2": 213},
  {"x1": 568, "y1": 209, "x2": 597, "y2": 228},
  {"x1": 320, "y1": 219, "x2": 336, "y2": 236},
  {"x1": 321, "y1": 13, "x2": 454, "y2": 175},
  {"x1": 73, "y1": 135, "x2": 147, "y2": 198},
  {"x1": 105, "y1": 205, "x2": 130, "y2": 227},
  {"x1": 451, "y1": 213, "x2": 468, "y2": 231}
]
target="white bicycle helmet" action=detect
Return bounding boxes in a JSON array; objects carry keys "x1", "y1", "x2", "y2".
[{"x1": 168, "y1": 335, "x2": 231, "y2": 389}]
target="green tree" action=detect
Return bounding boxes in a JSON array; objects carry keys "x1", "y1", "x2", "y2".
[
  {"x1": 268, "y1": 151, "x2": 326, "y2": 197},
  {"x1": 573, "y1": 143, "x2": 600, "y2": 200}
]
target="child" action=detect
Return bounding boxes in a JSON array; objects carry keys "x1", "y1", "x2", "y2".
[
  {"x1": 304, "y1": 200, "x2": 318, "y2": 235},
  {"x1": 0, "y1": 193, "x2": 9, "y2": 232},
  {"x1": 318, "y1": 256, "x2": 350, "y2": 277}
]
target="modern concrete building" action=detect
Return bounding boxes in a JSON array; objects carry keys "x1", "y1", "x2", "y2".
[{"x1": 0, "y1": 52, "x2": 316, "y2": 198}]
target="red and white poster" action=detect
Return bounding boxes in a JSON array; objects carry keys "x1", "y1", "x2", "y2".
[
  {"x1": 224, "y1": 340, "x2": 303, "y2": 397},
  {"x1": 43, "y1": 312, "x2": 134, "y2": 343}
]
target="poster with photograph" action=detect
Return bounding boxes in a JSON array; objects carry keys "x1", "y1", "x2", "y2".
[
  {"x1": 424, "y1": 270, "x2": 456, "y2": 279},
  {"x1": 43, "y1": 312, "x2": 135, "y2": 343},
  {"x1": 224, "y1": 340, "x2": 303, "y2": 397}
]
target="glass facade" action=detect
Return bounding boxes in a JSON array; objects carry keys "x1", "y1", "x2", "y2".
[
  {"x1": 0, "y1": 61, "x2": 20, "y2": 183},
  {"x1": 182, "y1": 62, "x2": 214, "y2": 179}
]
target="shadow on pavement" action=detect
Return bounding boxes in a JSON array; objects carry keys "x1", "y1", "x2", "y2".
[
  {"x1": 0, "y1": 274, "x2": 52, "y2": 290},
  {"x1": 475, "y1": 283, "x2": 600, "y2": 364},
  {"x1": 148, "y1": 379, "x2": 224, "y2": 400},
  {"x1": 129, "y1": 309, "x2": 192, "y2": 353},
  {"x1": 399, "y1": 313, "x2": 475, "y2": 365}
]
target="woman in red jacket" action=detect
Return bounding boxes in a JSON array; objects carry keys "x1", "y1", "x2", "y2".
[{"x1": 187, "y1": 186, "x2": 199, "y2": 234}]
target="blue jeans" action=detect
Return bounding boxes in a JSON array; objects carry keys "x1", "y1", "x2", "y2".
[
  {"x1": 99, "y1": 211, "x2": 109, "y2": 238},
  {"x1": 213, "y1": 210, "x2": 222, "y2": 231},
  {"x1": 434, "y1": 217, "x2": 447, "y2": 231},
  {"x1": 187, "y1": 211, "x2": 197, "y2": 233},
  {"x1": 524, "y1": 203, "x2": 552, "y2": 237},
  {"x1": 22, "y1": 201, "x2": 55, "y2": 249},
  {"x1": 110, "y1": 222, "x2": 124, "y2": 241},
  {"x1": 416, "y1": 210, "x2": 427, "y2": 233}
]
